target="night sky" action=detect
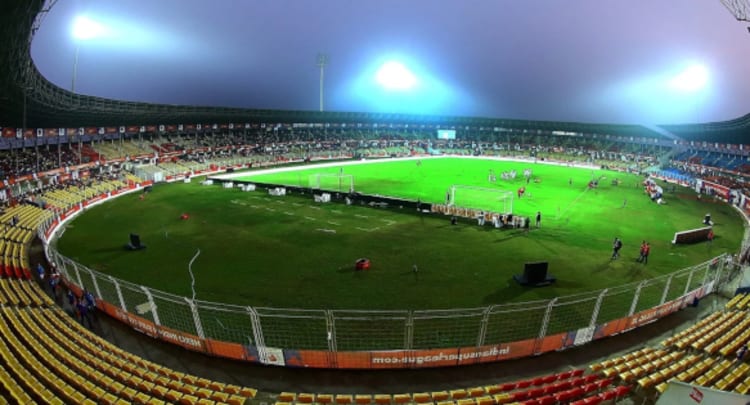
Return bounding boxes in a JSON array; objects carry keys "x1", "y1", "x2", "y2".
[{"x1": 30, "y1": 0, "x2": 750, "y2": 125}]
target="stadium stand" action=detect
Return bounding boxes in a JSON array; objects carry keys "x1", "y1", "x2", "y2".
[
  {"x1": 0, "y1": 180, "x2": 261, "y2": 404},
  {"x1": 580, "y1": 292, "x2": 750, "y2": 401},
  {"x1": 0, "y1": 2, "x2": 748, "y2": 401}
]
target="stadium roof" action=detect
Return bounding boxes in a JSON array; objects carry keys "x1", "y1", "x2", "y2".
[{"x1": 0, "y1": 0, "x2": 748, "y2": 142}]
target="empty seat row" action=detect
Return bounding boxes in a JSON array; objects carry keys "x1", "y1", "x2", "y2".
[
  {"x1": 274, "y1": 370, "x2": 606, "y2": 405},
  {"x1": 726, "y1": 293, "x2": 750, "y2": 311}
]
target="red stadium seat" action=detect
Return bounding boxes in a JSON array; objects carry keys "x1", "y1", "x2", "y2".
[
  {"x1": 556, "y1": 370, "x2": 573, "y2": 380},
  {"x1": 583, "y1": 374, "x2": 599, "y2": 384},
  {"x1": 541, "y1": 375, "x2": 557, "y2": 384},
  {"x1": 554, "y1": 381, "x2": 572, "y2": 392},
  {"x1": 599, "y1": 390, "x2": 617, "y2": 401},
  {"x1": 582, "y1": 396, "x2": 603, "y2": 405},
  {"x1": 614, "y1": 385, "x2": 631, "y2": 398},
  {"x1": 582, "y1": 383, "x2": 599, "y2": 394},
  {"x1": 536, "y1": 395, "x2": 556, "y2": 405},
  {"x1": 498, "y1": 383, "x2": 516, "y2": 392},
  {"x1": 511, "y1": 391, "x2": 529, "y2": 402},
  {"x1": 596, "y1": 378, "x2": 613, "y2": 389},
  {"x1": 527, "y1": 388, "x2": 544, "y2": 399},
  {"x1": 516, "y1": 379, "x2": 533, "y2": 389},
  {"x1": 570, "y1": 377, "x2": 586, "y2": 386}
]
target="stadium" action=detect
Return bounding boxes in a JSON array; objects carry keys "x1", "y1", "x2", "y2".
[{"x1": 1, "y1": 1, "x2": 750, "y2": 405}]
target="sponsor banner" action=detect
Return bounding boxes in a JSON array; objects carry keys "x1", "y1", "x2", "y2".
[
  {"x1": 45, "y1": 220, "x2": 58, "y2": 238},
  {"x1": 60, "y1": 205, "x2": 80, "y2": 220},
  {"x1": 282, "y1": 349, "x2": 330, "y2": 368},
  {"x1": 537, "y1": 332, "x2": 568, "y2": 353},
  {"x1": 156, "y1": 324, "x2": 205, "y2": 352},
  {"x1": 204, "y1": 339, "x2": 248, "y2": 361},
  {"x1": 625, "y1": 285, "x2": 708, "y2": 331},
  {"x1": 593, "y1": 319, "x2": 627, "y2": 340},
  {"x1": 262, "y1": 347, "x2": 286, "y2": 366},
  {"x1": 83, "y1": 195, "x2": 103, "y2": 207}
]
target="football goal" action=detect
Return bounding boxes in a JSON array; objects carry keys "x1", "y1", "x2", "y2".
[
  {"x1": 448, "y1": 185, "x2": 513, "y2": 213},
  {"x1": 309, "y1": 173, "x2": 355, "y2": 193}
]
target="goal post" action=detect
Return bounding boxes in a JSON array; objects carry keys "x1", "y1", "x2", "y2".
[
  {"x1": 308, "y1": 173, "x2": 355, "y2": 193},
  {"x1": 449, "y1": 185, "x2": 513, "y2": 214}
]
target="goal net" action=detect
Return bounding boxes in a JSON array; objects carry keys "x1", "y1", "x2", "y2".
[
  {"x1": 449, "y1": 185, "x2": 513, "y2": 213},
  {"x1": 309, "y1": 173, "x2": 355, "y2": 193}
]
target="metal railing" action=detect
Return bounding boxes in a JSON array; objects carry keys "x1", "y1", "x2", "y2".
[{"x1": 43, "y1": 238, "x2": 730, "y2": 353}]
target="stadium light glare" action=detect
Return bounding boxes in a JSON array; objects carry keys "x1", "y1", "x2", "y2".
[
  {"x1": 669, "y1": 64, "x2": 709, "y2": 92},
  {"x1": 375, "y1": 61, "x2": 417, "y2": 90},
  {"x1": 72, "y1": 16, "x2": 104, "y2": 41}
]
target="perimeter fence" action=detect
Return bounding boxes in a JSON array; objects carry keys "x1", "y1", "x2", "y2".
[{"x1": 42, "y1": 221, "x2": 734, "y2": 368}]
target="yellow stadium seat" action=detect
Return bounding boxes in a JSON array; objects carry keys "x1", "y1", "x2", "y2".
[
  {"x1": 374, "y1": 394, "x2": 392, "y2": 404},
  {"x1": 335, "y1": 394, "x2": 354, "y2": 404},
  {"x1": 355, "y1": 394, "x2": 372, "y2": 404}
]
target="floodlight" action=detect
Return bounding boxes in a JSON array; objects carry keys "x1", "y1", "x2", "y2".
[
  {"x1": 376, "y1": 61, "x2": 417, "y2": 90},
  {"x1": 72, "y1": 16, "x2": 104, "y2": 40},
  {"x1": 669, "y1": 64, "x2": 709, "y2": 92}
]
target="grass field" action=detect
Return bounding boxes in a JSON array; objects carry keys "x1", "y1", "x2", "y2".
[{"x1": 56, "y1": 157, "x2": 743, "y2": 312}]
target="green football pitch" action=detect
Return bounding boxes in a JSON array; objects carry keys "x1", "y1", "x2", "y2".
[{"x1": 56, "y1": 157, "x2": 743, "y2": 310}]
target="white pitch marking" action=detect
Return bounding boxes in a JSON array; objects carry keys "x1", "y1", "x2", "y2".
[{"x1": 356, "y1": 227, "x2": 380, "y2": 232}]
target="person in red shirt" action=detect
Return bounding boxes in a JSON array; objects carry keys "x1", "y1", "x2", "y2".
[
  {"x1": 637, "y1": 241, "x2": 647, "y2": 263},
  {"x1": 642, "y1": 242, "x2": 651, "y2": 265}
]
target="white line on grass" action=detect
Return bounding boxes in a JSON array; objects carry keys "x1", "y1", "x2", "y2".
[
  {"x1": 354, "y1": 214, "x2": 370, "y2": 219},
  {"x1": 356, "y1": 227, "x2": 380, "y2": 232},
  {"x1": 556, "y1": 187, "x2": 590, "y2": 221},
  {"x1": 327, "y1": 221, "x2": 340, "y2": 226},
  {"x1": 305, "y1": 216, "x2": 317, "y2": 221},
  {"x1": 316, "y1": 228, "x2": 337, "y2": 234},
  {"x1": 188, "y1": 249, "x2": 201, "y2": 301}
]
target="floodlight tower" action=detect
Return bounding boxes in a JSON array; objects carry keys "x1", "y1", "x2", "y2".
[
  {"x1": 317, "y1": 53, "x2": 328, "y2": 112},
  {"x1": 720, "y1": 0, "x2": 750, "y2": 21}
]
